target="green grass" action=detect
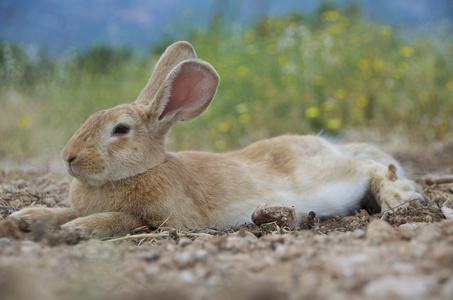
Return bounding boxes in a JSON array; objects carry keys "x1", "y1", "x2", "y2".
[{"x1": 1, "y1": 7, "x2": 452, "y2": 158}]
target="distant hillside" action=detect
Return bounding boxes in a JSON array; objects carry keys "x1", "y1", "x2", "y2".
[{"x1": 0, "y1": 0, "x2": 452, "y2": 56}]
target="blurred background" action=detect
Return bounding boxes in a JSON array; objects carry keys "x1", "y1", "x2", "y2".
[{"x1": 1, "y1": 0, "x2": 452, "y2": 159}]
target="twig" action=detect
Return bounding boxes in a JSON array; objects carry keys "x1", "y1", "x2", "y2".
[
  {"x1": 423, "y1": 174, "x2": 453, "y2": 185},
  {"x1": 181, "y1": 232, "x2": 212, "y2": 237},
  {"x1": 155, "y1": 213, "x2": 173, "y2": 231},
  {"x1": 380, "y1": 198, "x2": 420, "y2": 214},
  {"x1": 106, "y1": 231, "x2": 211, "y2": 243},
  {"x1": 132, "y1": 226, "x2": 149, "y2": 233},
  {"x1": 107, "y1": 232, "x2": 168, "y2": 242},
  {"x1": 427, "y1": 189, "x2": 453, "y2": 199}
]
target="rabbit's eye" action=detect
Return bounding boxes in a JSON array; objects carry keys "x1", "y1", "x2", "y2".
[{"x1": 113, "y1": 124, "x2": 130, "y2": 135}]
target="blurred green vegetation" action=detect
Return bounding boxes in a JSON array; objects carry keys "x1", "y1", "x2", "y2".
[{"x1": 1, "y1": 5, "x2": 452, "y2": 158}]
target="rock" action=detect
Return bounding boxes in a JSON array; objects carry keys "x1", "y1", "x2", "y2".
[
  {"x1": 174, "y1": 251, "x2": 195, "y2": 268},
  {"x1": 440, "y1": 219, "x2": 453, "y2": 235},
  {"x1": 352, "y1": 229, "x2": 365, "y2": 239},
  {"x1": 300, "y1": 211, "x2": 316, "y2": 230},
  {"x1": 19, "y1": 240, "x2": 42, "y2": 255},
  {"x1": 177, "y1": 237, "x2": 193, "y2": 248},
  {"x1": 441, "y1": 206, "x2": 453, "y2": 219},
  {"x1": 0, "y1": 237, "x2": 12, "y2": 247},
  {"x1": 398, "y1": 226, "x2": 415, "y2": 240},
  {"x1": 364, "y1": 275, "x2": 437, "y2": 299},
  {"x1": 251, "y1": 203, "x2": 297, "y2": 230},
  {"x1": 232, "y1": 228, "x2": 258, "y2": 240},
  {"x1": 416, "y1": 224, "x2": 442, "y2": 243},
  {"x1": 331, "y1": 253, "x2": 369, "y2": 278},
  {"x1": 366, "y1": 220, "x2": 396, "y2": 244},
  {"x1": 398, "y1": 222, "x2": 428, "y2": 231},
  {"x1": 433, "y1": 245, "x2": 453, "y2": 266}
]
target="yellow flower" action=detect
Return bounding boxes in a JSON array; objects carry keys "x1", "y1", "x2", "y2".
[
  {"x1": 419, "y1": 91, "x2": 429, "y2": 102},
  {"x1": 278, "y1": 55, "x2": 289, "y2": 66},
  {"x1": 439, "y1": 120, "x2": 449, "y2": 131},
  {"x1": 357, "y1": 59, "x2": 369, "y2": 70},
  {"x1": 334, "y1": 89, "x2": 347, "y2": 100},
  {"x1": 312, "y1": 76, "x2": 325, "y2": 86},
  {"x1": 208, "y1": 128, "x2": 218, "y2": 139},
  {"x1": 327, "y1": 118, "x2": 342, "y2": 130},
  {"x1": 239, "y1": 113, "x2": 250, "y2": 124},
  {"x1": 400, "y1": 46, "x2": 414, "y2": 57},
  {"x1": 322, "y1": 10, "x2": 340, "y2": 22},
  {"x1": 446, "y1": 80, "x2": 453, "y2": 92},
  {"x1": 322, "y1": 100, "x2": 334, "y2": 112},
  {"x1": 244, "y1": 31, "x2": 255, "y2": 45},
  {"x1": 305, "y1": 107, "x2": 320, "y2": 119},
  {"x1": 370, "y1": 79, "x2": 379, "y2": 89},
  {"x1": 19, "y1": 117, "x2": 31, "y2": 129},
  {"x1": 218, "y1": 121, "x2": 232, "y2": 132},
  {"x1": 276, "y1": 20, "x2": 286, "y2": 32},
  {"x1": 373, "y1": 60, "x2": 384, "y2": 71},
  {"x1": 340, "y1": 16, "x2": 350, "y2": 26},
  {"x1": 356, "y1": 97, "x2": 368, "y2": 108},
  {"x1": 215, "y1": 140, "x2": 226, "y2": 151},
  {"x1": 267, "y1": 44, "x2": 278, "y2": 55},
  {"x1": 237, "y1": 65, "x2": 249, "y2": 77},
  {"x1": 397, "y1": 61, "x2": 408, "y2": 72},
  {"x1": 379, "y1": 26, "x2": 393, "y2": 37}
]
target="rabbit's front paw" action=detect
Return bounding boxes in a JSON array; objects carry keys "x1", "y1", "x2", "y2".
[
  {"x1": 61, "y1": 212, "x2": 143, "y2": 239},
  {"x1": 9, "y1": 207, "x2": 53, "y2": 231},
  {"x1": 61, "y1": 219, "x2": 99, "y2": 239}
]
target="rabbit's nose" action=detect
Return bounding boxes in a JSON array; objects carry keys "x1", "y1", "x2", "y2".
[{"x1": 68, "y1": 156, "x2": 77, "y2": 164}]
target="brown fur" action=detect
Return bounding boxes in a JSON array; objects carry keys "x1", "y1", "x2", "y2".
[{"x1": 9, "y1": 42, "x2": 423, "y2": 238}]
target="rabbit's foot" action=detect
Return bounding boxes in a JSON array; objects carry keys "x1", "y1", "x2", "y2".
[
  {"x1": 371, "y1": 164, "x2": 424, "y2": 212},
  {"x1": 9, "y1": 207, "x2": 75, "y2": 231},
  {"x1": 61, "y1": 219, "x2": 98, "y2": 239},
  {"x1": 61, "y1": 212, "x2": 145, "y2": 239}
]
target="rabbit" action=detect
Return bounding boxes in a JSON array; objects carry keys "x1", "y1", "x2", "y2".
[{"x1": 9, "y1": 41, "x2": 423, "y2": 238}]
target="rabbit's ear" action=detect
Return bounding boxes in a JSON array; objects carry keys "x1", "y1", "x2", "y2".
[
  {"x1": 148, "y1": 59, "x2": 220, "y2": 133},
  {"x1": 135, "y1": 41, "x2": 196, "y2": 105}
]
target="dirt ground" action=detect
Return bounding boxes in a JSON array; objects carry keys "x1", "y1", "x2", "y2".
[{"x1": 0, "y1": 142, "x2": 453, "y2": 300}]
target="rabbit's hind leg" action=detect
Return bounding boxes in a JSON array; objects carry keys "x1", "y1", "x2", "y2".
[{"x1": 363, "y1": 161, "x2": 424, "y2": 212}]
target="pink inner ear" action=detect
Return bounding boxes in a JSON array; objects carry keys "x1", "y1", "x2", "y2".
[{"x1": 159, "y1": 70, "x2": 210, "y2": 121}]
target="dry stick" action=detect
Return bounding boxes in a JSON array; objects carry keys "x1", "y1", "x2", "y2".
[
  {"x1": 423, "y1": 174, "x2": 453, "y2": 185},
  {"x1": 132, "y1": 226, "x2": 149, "y2": 233},
  {"x1": 155, "y1": 212, "x2": 173, "y2": 232},
  {"x1": 107, "y1": 232, "x2": 169, "y2": 242},
  {"x1": 103, "y1": 213, "x2": 175, "y2": 242},
  {"x1": 427, "y1": 189, "x2": 453, "y2": 199},
  {"x1": 380, "y1": 197, "x2": 421, "y2": 214},
  {"x1": 106, "y1": 231, "x2": 211, "y2": 243},
  {"x1": 424, "y1": 188, "x2": 453, "y2": 210}
]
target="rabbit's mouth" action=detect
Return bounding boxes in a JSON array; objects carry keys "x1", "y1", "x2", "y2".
[
  {"x1": 65, "y1": 162, "x2": 84, "y2": 179},
  {"x1": 64, "y1": 161, "x2": 111, "y2": 187}
]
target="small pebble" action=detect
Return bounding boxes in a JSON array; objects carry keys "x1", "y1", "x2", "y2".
[
  {"x1": 364, "y1": 275, "x2": 437, "y2": 299},
  {"x1": 366, "y1": 220, "x2": 396, "y2": 244},
  {"x1": 0, "y1": 237, "x2": 12, "y2": 247},
  {"x1": 352, "y1": 229, "x2": 365, "y2": 239}
]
